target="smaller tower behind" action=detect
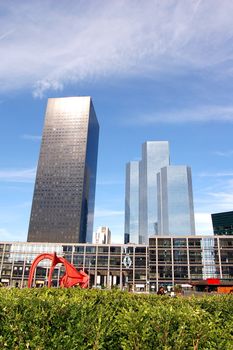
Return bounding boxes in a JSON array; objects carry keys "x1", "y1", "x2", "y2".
[{"x1": 93, "y1": 226, "x2": 111, "y2": 244}]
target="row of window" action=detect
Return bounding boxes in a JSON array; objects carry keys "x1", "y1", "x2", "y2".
[{"x1": 150, "y1": 238, "x2": 233, "y2": 248}]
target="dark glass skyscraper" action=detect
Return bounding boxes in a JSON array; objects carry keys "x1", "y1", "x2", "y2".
[
  {"x1": 211, "y1": 211, "x2": 233, "y2": 235},
  {"x1": 27, "y1": 97, "x2": 99, "y2": 243}
]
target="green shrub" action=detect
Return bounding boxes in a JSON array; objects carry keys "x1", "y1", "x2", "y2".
[{"x1": 0, "y1": 288, "x2": 232, "y2": 349}]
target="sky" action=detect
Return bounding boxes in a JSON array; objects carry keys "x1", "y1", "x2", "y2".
[{"x1": 0, "y1": 0, "x2": 233, "y2": 243}]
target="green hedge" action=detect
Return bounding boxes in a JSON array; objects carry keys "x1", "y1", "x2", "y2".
[{"x1": 0, "y1": 288, "x2": 233, "y2": 349}]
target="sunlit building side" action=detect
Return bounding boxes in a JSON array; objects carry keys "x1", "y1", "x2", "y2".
[
  {"x1": 139, "y1": 141, "x2": 170, "y2": 243},
  {"x1": 27, "y1": 97, "x2": 99, "y2": 243},
  {"x1": 157, "y1": 166, "x2": 195, "y2": 236}
]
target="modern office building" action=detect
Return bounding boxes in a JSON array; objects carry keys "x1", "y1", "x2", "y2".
[
  {"x1": 0, "y1": 236, "x2": 233, "y2": 291},
  {"x1": 157, "y1": 166, "x2": 195, "y2": 236},
  {"x1": 211, "y1": 211, "x2": 233, "y2": 236},
  {"x1": 139, "y1": 142, "x2": 170, "y2": 243},
  {"x1": 125, "y1": 141, "x2": 196, "y2": 243},
  {"x1": 93, "y1": 226, "x2": 111, "y2": 244},
  {"x1": 27, "y1": 97, "x2": 99, "y2": 244},
  {"x1": 123, "y1": 141, "x2": 171, "y2": 244},
  {"x1": 124, "y1": 161, "x2": 140, "y2": 244}
]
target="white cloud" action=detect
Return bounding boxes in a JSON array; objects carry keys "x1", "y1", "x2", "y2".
[
  {"x1": 21, "y1": 134, "x2": 41, "y2": 141},
  {"x1": 194, "y1": 213, "x2": 213, "y2": 235},
  {"x1": 33, "y1": 80, "x2": 63, "y2": 99},
  {"x1": 194, "y1": 176, "x2": 233, "y2": 235},
  {"x1": 194, "y1": 190, "x2": 233, "y2": 234},
  {"x1": 0, "y1": 168, "x2": 36, "y2": 183},
  {"x1": 1, "y1": 1, "x2": 233, "y2": 96}
]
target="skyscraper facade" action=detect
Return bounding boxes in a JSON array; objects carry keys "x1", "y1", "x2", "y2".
[
  {"x1": 125, "y1": 141, "x2": 196, "y2": 244},
  {"x1": 93, "y1": 226, "x2": 111, "y2": 244},
  {"x1": 157, "y1": 166, "x2": 195, "y2": 235},
  {"x1": 211, "y1": 211, "x2": 233, "y2": 235},
  {"x1": 139, "y1": 141, "x2": 170, "y2": 243},
  {"x1": 27, "y1": 96, "x2": 99, "y2": 243},
  {"x1": 125, "y1": 141, "x2": 170, "y2": 244},
  {"x1": 124, "y1": 161, "x2": 140, "y2": 244}
]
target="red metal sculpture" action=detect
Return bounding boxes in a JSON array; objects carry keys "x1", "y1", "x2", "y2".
[{"x1": 28, "y1": 252, "x2": 89, "y2": 288}]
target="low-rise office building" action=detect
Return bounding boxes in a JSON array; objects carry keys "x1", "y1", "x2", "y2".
[{"x1": 0, "y1": 236, "x2": 232, "y2": 291}]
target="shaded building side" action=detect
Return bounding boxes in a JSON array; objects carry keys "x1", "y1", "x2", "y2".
[{"x1": 124, "y1": 161, "x2": 140, "y2": 244}]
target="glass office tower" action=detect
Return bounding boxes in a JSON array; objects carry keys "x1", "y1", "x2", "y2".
[
  {"x1": 139, "y1": 141, "x2": 170, "y2": 243},
  {"x1": 211, "y1": 211, "x2": 233, "y2": 235},
  {"x1": 27, "y1": 97, "x2": 99, "y2": 243},
  {"x1": 157, "y1": 166, "x2": 195, "y2": 235},
  {"x1": 124, "y1": 161, "x2": 140, "y2": 244}
]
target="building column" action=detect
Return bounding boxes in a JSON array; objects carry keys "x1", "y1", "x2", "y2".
[
  {"x1": 186, "y1": 237, "x2": 190, "y2": 280},
  {"x1": 217, "y1": 237, "x2": 223, "y2": 279},
  {"x1": 171, "y1": 238, "x2": 174, "y2": 287},
  {"x1": 107, "y1": 246, "x2": 110, "y2": 288},
  {"x1": 21, "y1": 256, "x2": 26, "y2": 288},
  {"x1": 120, "y1": 247, "x2": 123, "y2": 290},
  {"x1": 156, "y1": 238, "x2": 159, "y2": 292}
]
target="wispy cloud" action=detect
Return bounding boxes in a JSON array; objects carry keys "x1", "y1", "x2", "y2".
[
  {"x1": 1, "y1": 1, "x2": 233, "y2": 96},
  {"x1": 0, "y1": 29, "x2": 15, "y2": 41},
  {"x1": 0, "y1": 168, "x2": 36, "y2": 183},
  {"x1": 207, "y1": 191, "x2": 233, "y2": 208},
  {"x1": 94, "y1": 209, "x2": 124, "y2": 218},
  {"x1": 0, "y1": 228, "x2": 26, "y2": 242},
  {"x1": 97, "y1": 179, "x2": 124, "y2": 186},
  {"x1": 124, "y1": 105, "x2": 233, "y2": 125},
  {"x1": 214, "y1": 150, "x2": 233, "y2": 157},
  {"x1": 194, "y1": 174, "x2": 233, "y2": 234},
  {"x1": 21, "y1": 134, "x2": 41, "y2": 141},
  {"x1": 198, "y1": 171, "x2": 233, "y2": 177},
  {"x1": 33, "y1": 80, "x2": 63, "y2": 99}
]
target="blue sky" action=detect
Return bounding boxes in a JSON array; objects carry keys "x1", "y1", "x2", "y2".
[{"x1": 0, "y1": 0, "x2": 233, "y2": 243}]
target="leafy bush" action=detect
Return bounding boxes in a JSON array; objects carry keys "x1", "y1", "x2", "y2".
[{"x1": 0, "y1": 288, "x2": 232, "y2": 349}]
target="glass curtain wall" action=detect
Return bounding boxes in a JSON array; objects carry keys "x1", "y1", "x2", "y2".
[
  {"x1": 139, "y1": 142, "x2": 170, "y2": 243},
  {"x1": 124, "y1": 161, "x2": 140, "y2": 244},
  {"x1": 157, "y1": 166, "x2": 195, "y2": 235}
]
